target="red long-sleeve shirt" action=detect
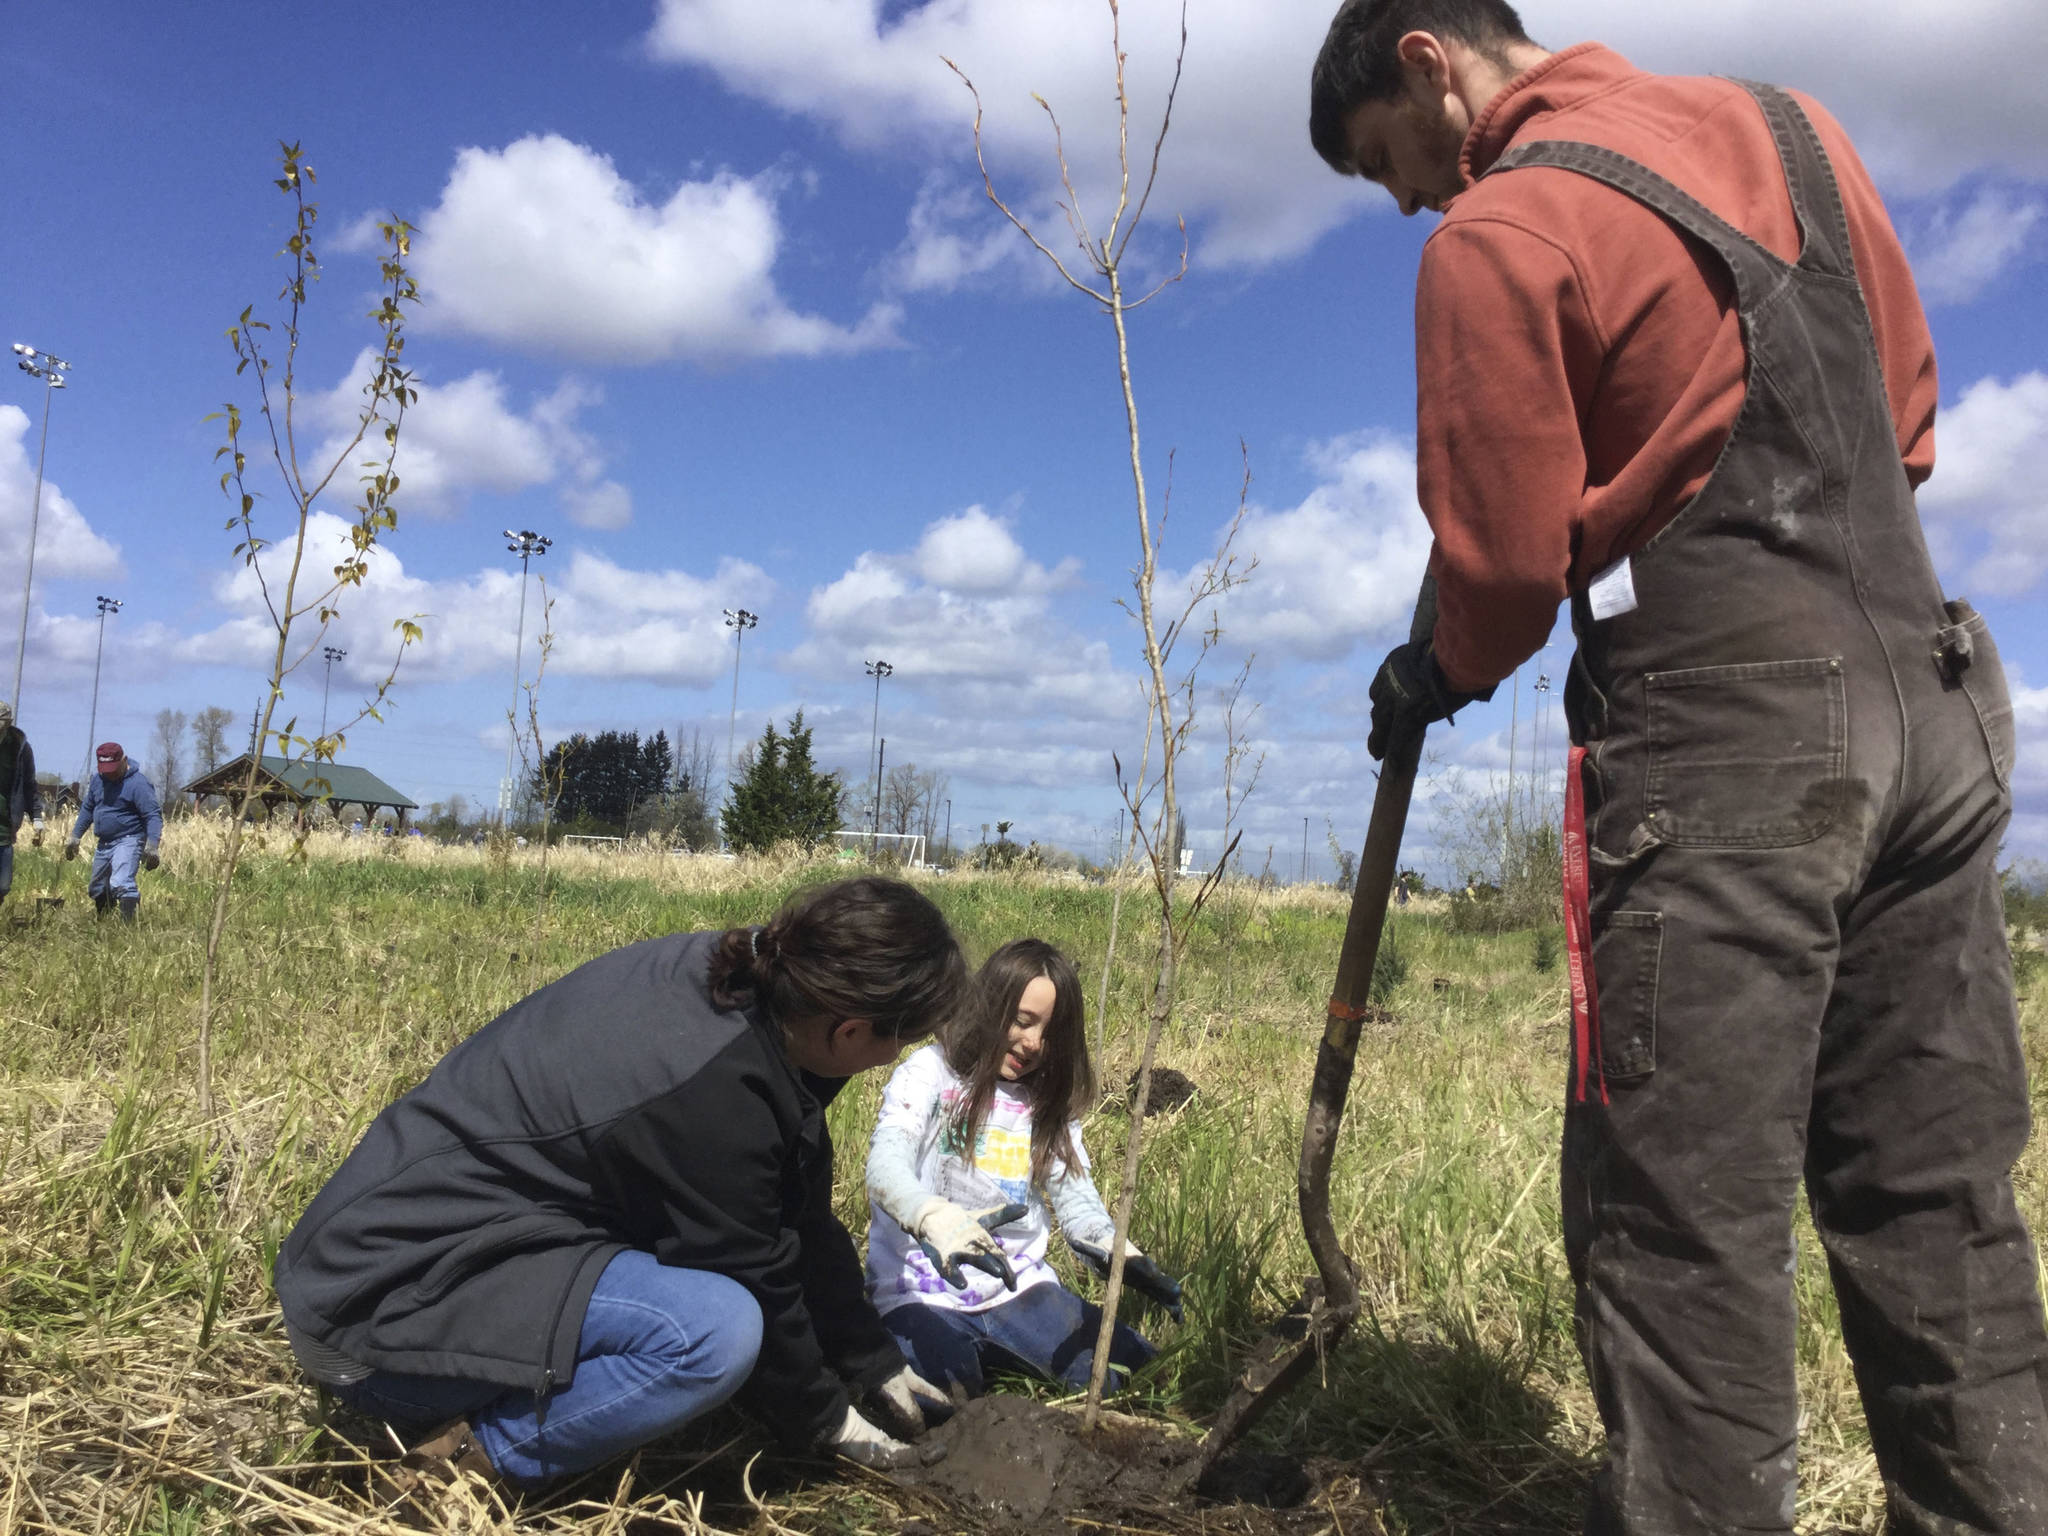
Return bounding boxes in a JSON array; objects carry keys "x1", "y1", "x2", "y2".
[{"x1": 1416, "y1": 44, "x2": 1937, "y2": 690}]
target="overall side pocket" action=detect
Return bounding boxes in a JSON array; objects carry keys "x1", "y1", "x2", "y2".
[{"x1": 1592, "y1": 910, "x2": 1663, "y2": 1081}]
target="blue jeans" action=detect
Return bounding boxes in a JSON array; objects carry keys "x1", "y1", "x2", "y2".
[
  {"x1": 883, "y1": 1281, "x2": 1154, "y2": 1398},
  {"x1": 0, "y1": 842, "x2": 12, "y2": 902},
  {"x1": 333, "y1": 1250, "x2": 763, "y2": 1486},
  {"x1": 89, "y1": 834, "x2": 142, "y2": 904}
]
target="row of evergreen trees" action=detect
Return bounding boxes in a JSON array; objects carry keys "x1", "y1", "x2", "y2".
[{"x1": 527, "y1": 712, "x2": 846, "y2": 853}]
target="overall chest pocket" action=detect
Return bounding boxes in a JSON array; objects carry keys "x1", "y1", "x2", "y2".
[{"x1": 1643, "y1": 657, "x2": 1845, "y2": 847}]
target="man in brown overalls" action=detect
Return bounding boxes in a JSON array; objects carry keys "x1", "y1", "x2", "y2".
[{"x1": 1310, "y1": 2, "x2": 2046, "y2": 1531}]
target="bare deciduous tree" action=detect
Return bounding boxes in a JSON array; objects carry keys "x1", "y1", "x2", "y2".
[
  {"x1": 151, "y1": 709, "x2": 188, "y2": 803},
  {"x1": 951, "y1": 0, "x2": 1254, "y2": 1425}
]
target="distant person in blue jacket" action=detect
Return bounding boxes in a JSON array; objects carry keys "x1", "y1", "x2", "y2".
[{"x1": 65, "y1": 741, "x2": 162, "y2": 922}]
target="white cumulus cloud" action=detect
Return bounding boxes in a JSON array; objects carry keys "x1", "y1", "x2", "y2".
[
  {"x1": 307, "y1": 355, "x2": 632, "y2": 528},
  {"x1": 1906, "y1": 185, "x2": 2045, "y2": 306},
  {"x1": 1919, "y1": 373, "x2": 2048, "y2": 596},
  {"x1": 0, "y1": 403, "x2": 121, "y2": 583},
  {"x1": 646, "y1": 0, "x2": 2048, "y2": 283},
  {"x1": 1190, "y1": 431, "x2": 1435, "y2": 662},
  {"x1": 177, "y1": 513, "x2": 772, "y2": 704},
  {"x1": 792, "y1": 504, "x2": 1125, "y2": 734},
  {"x1": 411, "y1": 134, "x2": 900, "y2": 364}
]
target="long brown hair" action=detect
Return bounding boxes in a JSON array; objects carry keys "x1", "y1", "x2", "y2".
[
  {"x1": 707, "y1": 876, "x2": 968, "y2": 1046},
  {"x1": 944, "y1": 938, "x2": 1095, "y2": 1190}
]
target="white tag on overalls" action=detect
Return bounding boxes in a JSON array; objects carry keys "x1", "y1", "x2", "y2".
[{"x1": 1588, "y1": 556, "x2": 1638, "y2": 621}]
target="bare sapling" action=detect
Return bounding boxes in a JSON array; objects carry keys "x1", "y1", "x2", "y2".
[
  {"x1": 1211, "y1": 650, "x2": 1265, "y2": 1035},
  {"x1": 950, "y1": 0, "x2": 1257, "y2": 1427},
  {"x1": 512, "y1": 582, "x2": 567, "y2": 984},
  {"x1": 198, "y1": 142, "x2": 423, "y2": 1117}
]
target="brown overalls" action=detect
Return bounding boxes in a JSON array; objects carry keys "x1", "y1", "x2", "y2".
[{"x1": 1490, "y1": 83, "x2": 2048, "y2": 1534}]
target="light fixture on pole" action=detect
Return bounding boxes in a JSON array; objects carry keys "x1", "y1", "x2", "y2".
[
  {"x1": 722, "y1": 608, "x2": 758, "y2": 769},
  {"x1": 10, "y1": 343, "x2": 71, "y2": 711},
  {"x1": 321, "y1": 646, "x2": 348, "y2": 738},
  {"x1": 863, "y1": 658, "x2": 892, "y2": 847},
  {"x1": 83, "y1": 594, "x2": 121, "y2": 778},
  {"x1": 500, "y1": 529, "x2": 551, "y2": 827}
]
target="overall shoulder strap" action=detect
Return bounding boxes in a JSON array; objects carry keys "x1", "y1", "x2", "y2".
[
  {"x1": 1729, "y1": 80, "x2": 1858, "y2": 283},
  {"x1": 1487, "y1": 138, "x2": 1785, "y2": 309}
]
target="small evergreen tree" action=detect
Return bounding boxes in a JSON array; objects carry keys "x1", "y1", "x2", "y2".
[{"x1": 721, "y1": 711, "x2": 843, "y2": 852}]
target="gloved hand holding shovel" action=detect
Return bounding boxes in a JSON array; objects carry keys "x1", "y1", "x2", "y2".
[
  {"x1": 1070, "y1": 1236, "x2": 1185, "y2": 1323},
  {"x1": 909, "y1": 1197, "x2": 1029, "y2": 1289}
]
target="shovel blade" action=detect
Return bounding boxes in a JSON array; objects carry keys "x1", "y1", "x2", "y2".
[{"x1": 1195, "y1": 1282, "x2": 1359, "y2": 1482}]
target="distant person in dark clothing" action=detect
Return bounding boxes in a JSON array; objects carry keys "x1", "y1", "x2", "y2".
[
  {"x1": 0, "y1": 701, "x2": 46, "y2": 907},
  {"x1": 275, "y1": 877, "x2": 967, "y2": 1491},
  {"x1": 65, "y1": 742, "x2": 162, "y2": 922}
]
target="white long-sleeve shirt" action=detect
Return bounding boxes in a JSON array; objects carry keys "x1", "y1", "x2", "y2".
[{"x1": 864, "y1": 1044, "x2": 1115, "y2": 1316}]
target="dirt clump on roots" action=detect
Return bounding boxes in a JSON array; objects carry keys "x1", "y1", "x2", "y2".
[{"x1": 894, "y1": 1395, "x2": 1376, "y2": 1534}]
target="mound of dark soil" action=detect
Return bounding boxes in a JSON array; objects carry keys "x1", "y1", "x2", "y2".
[
  {"x1": 896, "y1": 1396, "x2": 1371, "y2": 1535},
  {"x1": 1126, "y1": 1066, "x2": 1199, "y2": 1116}
]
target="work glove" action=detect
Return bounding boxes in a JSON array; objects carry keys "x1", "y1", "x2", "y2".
[
  {"x1": 911, "y1": 1197, "x2": 1028, "y2": 1291},
  {"x1": 1070, "y1": 1236, "x2": 1185, "y2": 1324},
  {"x1": 63, "y1": 838, "x2": 80, "y2": 861},
  {"x1": 142, "y1": 843, "x2": 160, "y2": 872},
  {"x1": 823, "y1": 1404, "x2": 939, "y2": 1470},
  {"x1": 1366, "y1": 639, "x2": 1496, "y2": 761},
  {"x1": 29, "y1": 819, "x2": 42, "y2": 847},
  {"x1": 863, "y1": 1363, "x2": 954, "y2": 1440}
]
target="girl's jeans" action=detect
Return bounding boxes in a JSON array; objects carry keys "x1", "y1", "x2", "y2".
[
  {"x1": 332, "y1": 1251, "x2": 762, "y2": 1485},
  {"x1": 882, "y1": 1281, "x2": 1154, "y2": 1398}
]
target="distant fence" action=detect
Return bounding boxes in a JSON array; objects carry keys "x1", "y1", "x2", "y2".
[
  {"x1": 829, "y1": 831, "x2": 928, "y2": 867},
  {"x1": 562, "y1": 835, "x2": 625, "y2": 851}
]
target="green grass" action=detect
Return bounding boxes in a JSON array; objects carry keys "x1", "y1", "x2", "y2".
[{"x1": 4, "y1": 823, "x2": 2044, "y2": 1533}]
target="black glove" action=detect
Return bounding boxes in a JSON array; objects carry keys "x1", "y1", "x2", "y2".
[
  {"x1": 1366, "y1": 639, "x2": 1495, "y2": 760},
  {"x1": 1070, "y1": 1237, "x2": 1185, "y2": 1324},
  {"x1": 142, "y1": 844, "x2": 161, "y2": 872}
]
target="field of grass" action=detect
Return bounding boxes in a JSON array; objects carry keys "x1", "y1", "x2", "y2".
[{"x1": 3, "y1": 822, "x2": 2044, "y2": 1533}]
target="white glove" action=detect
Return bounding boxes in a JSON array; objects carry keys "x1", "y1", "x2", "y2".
[
  {"x1": 911, "y1": 1196, "x2": 1025, "y2": 1289},
  {"x1": 865, "y1": 1363, "x2": 954, "y2": 1440},
  {"x1": 825, "y1": 1404, "x2": 923, "y2": 1470}
]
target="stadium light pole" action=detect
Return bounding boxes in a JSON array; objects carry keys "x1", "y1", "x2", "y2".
[
  {"x1": 863, "y1": 658, "x2": 892, "y2": 846},
  {"x1": 722, "y1": 608, "x2": 758, "y2": 770},
  {"x1": 500, "y1": 529, "x2": 551, "y2": 827},
  {"x1": 10, "y1": 343, "x2": 70, "y2": 711},
  {"x1": 83, "y1": 595, "x2": 121, "y2": 777},
  {"x1": 943, "y1": 797, "x2": 952, "y2": 865},
  {"x1": 321, "y1": 645, "x2": 348, "y2": 737}
]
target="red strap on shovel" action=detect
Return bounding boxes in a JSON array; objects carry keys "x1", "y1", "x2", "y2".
[{"x1": 1562, "y1": 744, "x2": 1608, "y2": 1106}]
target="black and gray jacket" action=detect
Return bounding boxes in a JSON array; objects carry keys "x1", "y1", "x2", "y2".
[{"x1": 273, "y1": 930, "x2": 904, "y2": 1445}]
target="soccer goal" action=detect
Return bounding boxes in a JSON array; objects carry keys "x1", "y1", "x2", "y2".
[
  {"x1": 829, "y1": 831, "x2": 927, "y2": 867},
  {"x1": 562, "y1": 834, "x2": 625, "y2": 851}
]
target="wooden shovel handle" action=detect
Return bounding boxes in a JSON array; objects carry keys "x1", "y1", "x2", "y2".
[{"x1": 1298, "y1": 574, "x2": 1435, "y2": 1322}]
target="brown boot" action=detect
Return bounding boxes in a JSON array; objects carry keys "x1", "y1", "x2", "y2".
[
  {"x1": 369, "y1": 1418, "x2": 508, "y2": 1519},
  {"x1": 405, "y1": 1418, "x2": 499, "y2": 1481}
]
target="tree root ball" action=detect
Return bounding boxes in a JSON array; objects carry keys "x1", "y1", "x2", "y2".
[{"x1": 896, "y1": 1396, "x2": 1360, "y2": 1535}]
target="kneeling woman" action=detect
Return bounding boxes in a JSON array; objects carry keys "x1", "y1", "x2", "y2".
[
  {"x1": 275, "y1": 877, "x2": 962, "y2": 1487},
  {"x1": 864, "y1": 938, "x2": 1182, "y2": 1398}
]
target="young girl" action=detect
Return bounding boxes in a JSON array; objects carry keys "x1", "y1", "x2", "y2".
[
  {"x1": 865, "y1": 938, "x2": 1182, "y2": 1398},
  {"x1": 276, "y1": 877, "x2": 962, "y2": 1490}
]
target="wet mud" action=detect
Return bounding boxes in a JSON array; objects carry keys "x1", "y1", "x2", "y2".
[{"x1": 895, "y1": 1395, "x2": 1372, "y2": 1534}]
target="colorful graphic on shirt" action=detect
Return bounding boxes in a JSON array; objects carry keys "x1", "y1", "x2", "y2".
[{"x1": 933, "y1": 1086, "x2": 1033, "y2": 1206}]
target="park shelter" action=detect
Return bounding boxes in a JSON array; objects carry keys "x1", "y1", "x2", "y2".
[{"x1": 183, "y1": 754, "x2": 419, "y2": 825}]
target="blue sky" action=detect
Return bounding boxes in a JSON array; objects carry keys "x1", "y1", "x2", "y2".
[{"x1": 4, "y1": 1, "x2": 2045, "y2": 877}]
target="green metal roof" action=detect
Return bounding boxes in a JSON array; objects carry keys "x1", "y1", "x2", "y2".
[{"x1": 185, "y1": 753, "x2": 418, "y2": 810}]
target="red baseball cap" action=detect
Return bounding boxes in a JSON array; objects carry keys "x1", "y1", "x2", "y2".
[{"x1": 95, "y1": 742, "x2": 124, "y2": 769}]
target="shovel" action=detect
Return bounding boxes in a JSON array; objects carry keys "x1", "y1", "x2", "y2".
[{"x1": 1195, "y1": 575, "x2": 1437, "y2": 1478}]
